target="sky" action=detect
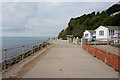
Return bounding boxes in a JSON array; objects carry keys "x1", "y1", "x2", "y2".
[{"x1": 1, "y1": 1, "x2": 119, "y2": 37}]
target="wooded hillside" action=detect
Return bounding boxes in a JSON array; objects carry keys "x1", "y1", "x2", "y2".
[{"x1": 58, "y1": 3, "x2": 120, "y2": 39}]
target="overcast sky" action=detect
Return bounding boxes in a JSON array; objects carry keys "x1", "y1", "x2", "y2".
[{"x1": 2, "y1": 1, "x2": 118, "y2": 37}]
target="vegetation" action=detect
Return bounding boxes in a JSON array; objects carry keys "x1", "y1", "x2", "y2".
[{"x1": 58, "y1": 3, "x2": 120, "y2": 39}]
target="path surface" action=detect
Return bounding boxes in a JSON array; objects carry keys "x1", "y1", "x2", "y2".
[{"x1": 23, "y1": 40, "x2": 119, "y2": 78}]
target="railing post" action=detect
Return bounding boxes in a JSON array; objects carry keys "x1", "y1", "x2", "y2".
[
  {"x1": 22, "y1": 46, "x2": 24, "y2": 60},
  {"x1": 107, "y1": 39, "x2": 109, "y2": 53},
  {"x1": 4, "y1": 48, "x2": 7, "y2": 71},
  {"x1": 95, "y1": 39, "x2": 97, "y2": 49},
  {"x1": 105, "y1": 39, "x2": 109, "y2": 64},
  {"x1": 93, "y1": 39, "x2": 96, "y2": 57},
  {"x1": 87, "y1": 39, "x2": 89, "y2": 45},
  {"x1": 27, "y1": 50, "x2": 29, "y2": 58},
  {"x1": 94, "y1": 39, "x2": 96, "y2": 48},
  {"x1": 27, "y1": 45, "x2": 29, "y2": 57},
  {"x1": 99, "y1": 39, "x2": 100, "y2": 44},
  {"x1": 37, "y1": 42, "x2": 40, "y2": 50},
  {"x1": 40, "y1": 44, "x2": 42, "y2": 49},
  {"x1": 32, "y1": 43, "x2": 34, "y2": 55},
  {"x1": 10, "y1": 56, "x2": 12, "y2": 66},
  {"x1": 40, "y1": 44, "x2": 41, "y2": 50}
]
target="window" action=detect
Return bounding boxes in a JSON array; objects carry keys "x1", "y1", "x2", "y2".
[
  {"x1": 99, "y1": 31, "x2": 104, "y2": 36},
  {"x1": 113, "y1": 30, "x2": 114, "y2": 35},
  {"x1": 109, "y1": 30, "x2": 110, "y2": 36},
  {"x1": 109, "y1": 30, "x2": 114, "y2": 36},
  {"x1": 118, "y1": 33, "x2": 120, "y2": 37},
  {"x1": 91, "y1": 33, "x2": 93, "y2": 37},
  {"x1": 85, "y1": 34, "x2": 88, "y2": 37}
]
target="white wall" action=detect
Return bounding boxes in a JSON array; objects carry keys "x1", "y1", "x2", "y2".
[
  {"x1": 113, "y1": 29, "x2": 120, "y2": 37},
  {"x1": 93, "y1": 33, "x2": 96, "y2": 36},
  {"x1": 111, "y1": 29, "x2": 120, "y2": 43},
  {"x1": 95, "y1": 26, "x2": 108, "y2": 40},
  {"x1": 83, "y1": 30, "x2": 91, "y2": 39},
  {"x1": 107, "y1": 29, "x2": 120, "y2": 39},
  {"x1": 73, "y1": 37, "x2": 76, "y2": 44}
]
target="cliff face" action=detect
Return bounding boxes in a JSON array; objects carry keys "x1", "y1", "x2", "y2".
[{"x1": 58, "y1": 3, "x2": 120, "y2": 39}]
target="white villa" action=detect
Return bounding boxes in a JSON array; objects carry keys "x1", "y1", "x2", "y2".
[
  {"x1": 83, "y1": 26, "x2": 120, "y2": 44},
  {"x1": 95, "y1": 26, "x2": 120, "y2": 43},
  {"x1": 83, "y1": 30, "x2": 96, "y2": 41}
]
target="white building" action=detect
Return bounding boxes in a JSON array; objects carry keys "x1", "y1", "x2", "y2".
[
  {"x1": 110, "y1": 11, "x2": 120, "y2": 16},
  {"x1": 95, "y1": 26, "x2": 120, "y2": 43},
  {"x1": 83, "y1": 30, "x2": 96, "y2": 41}
]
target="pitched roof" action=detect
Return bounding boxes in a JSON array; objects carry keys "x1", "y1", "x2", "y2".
[
  {"x1": 104, "y1": 26, "x2": 120, "y2": 29},
  {"x1": 87, "y1": 30, "x2": 95, "y2": 33},
  {"x1": 66, "y1": 35, "x2": 73, "y2": 37}
]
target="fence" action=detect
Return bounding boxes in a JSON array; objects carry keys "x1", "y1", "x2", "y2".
[
  {"x1": 0, "y1": 40, "x2": 50, "y2": 72},
  {"x1": 82, "y1": 38, "x2": 120, "y2": 72}
]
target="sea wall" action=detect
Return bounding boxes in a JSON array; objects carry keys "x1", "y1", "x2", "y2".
[{"x1": 1, "y1": 42, "x2": 50, "y2": 72}]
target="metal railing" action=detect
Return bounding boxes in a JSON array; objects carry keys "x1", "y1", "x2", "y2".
[
  {"x1": 0, "y1": 40, "x2": 50, "y2": 72},
  {"x1": 84, "y1": 38, "x2": 120, "y2": 55}
]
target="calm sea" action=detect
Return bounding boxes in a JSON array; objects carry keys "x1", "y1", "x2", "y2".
[{"x1": 0, "y1": 37, "x2": 50, "y2": 61}]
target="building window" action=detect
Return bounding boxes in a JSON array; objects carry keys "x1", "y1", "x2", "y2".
[
  {"x1": 113, "y1": 30, "x2": 114, "y2": 35},
  {"x1": 85, "y1": 34, "x2": 88, "y2": 37},
  {"x1": 99, "y1": 31, "x2": 104, "y2": 36},
  {"x1": 109, "y1": 30, "x2": 110, "y2": 36},
  {"x1": 118, "y1": 33, "x2": 120, "y2": 37},
  {"x1": 109, "y1": 30, "x2": 114, "y2": 36}
]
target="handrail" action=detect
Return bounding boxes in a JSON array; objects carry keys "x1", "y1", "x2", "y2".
[
  {"x1": 0, "y1": 40, "x2": 50, "y2": 72},
  {"x1": 0, "y1": 41, "x2": 41, "y2": 51}
]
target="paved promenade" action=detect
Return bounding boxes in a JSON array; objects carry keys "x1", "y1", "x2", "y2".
[{"x1": 23, "y1": 40, "x2": 118, "y2": 78}]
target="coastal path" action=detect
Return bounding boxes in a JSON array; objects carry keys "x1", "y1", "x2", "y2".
[{"x1": 23, "y1": 40, "x2": 118, "y2": 78}]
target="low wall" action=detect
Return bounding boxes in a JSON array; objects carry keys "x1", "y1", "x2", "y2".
[
  {"x1": 88, "y1": 43, "x2": 111, "y2": 45},
  {"x1": 83, "y1": 44, "x2": 120, "y2": 72}
]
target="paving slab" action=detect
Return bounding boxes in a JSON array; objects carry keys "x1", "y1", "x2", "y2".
[{"x1": 23, "y1": 40, "x2": 119, "y2": 78}]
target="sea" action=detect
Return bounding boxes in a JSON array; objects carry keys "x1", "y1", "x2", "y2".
[{"x1": 0, "y1": 37, "x2": 50, "y2": 61}]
